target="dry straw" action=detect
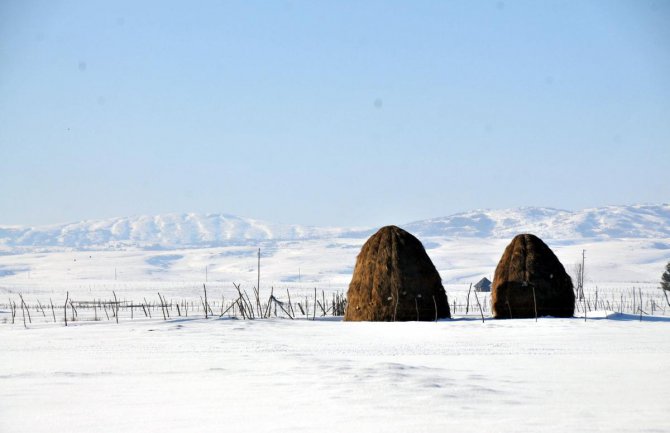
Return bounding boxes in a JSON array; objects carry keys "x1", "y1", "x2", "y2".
[
  {"x1": 492, "y1": 233, "x2": 575, "y2": 319},
  {"x1": 344, "y1": 225, "x2": 451, "y2": 321}
]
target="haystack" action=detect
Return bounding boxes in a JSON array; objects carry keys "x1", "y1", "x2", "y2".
[
  {"x1": 492, "y1": 233, "x2": 574, "y2": 319},
  {"x1": 344, "y1": 225, "x2": 450, "y2": 321}
]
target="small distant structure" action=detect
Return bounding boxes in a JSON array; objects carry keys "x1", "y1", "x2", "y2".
[{"x1": 474, "y1": 277, "x2": 491, "y2": 292}]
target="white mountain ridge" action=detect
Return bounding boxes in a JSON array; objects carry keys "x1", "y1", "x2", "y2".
[
  {"x1": 403, "y1": 204, "x2": 670, "y2": 240},
  {"x1": 1, "y1": 204, "x2": 668, "y2": 249}
]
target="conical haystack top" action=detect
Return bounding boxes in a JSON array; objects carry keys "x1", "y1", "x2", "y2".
[
  {"x1": 492, "y1": 233, "x2": 574, "y2": 318},
  {"x1": 344, "y1": 225, "x2": 450, "y2": 321}
]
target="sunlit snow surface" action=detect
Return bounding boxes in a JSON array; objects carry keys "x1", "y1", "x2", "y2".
[
  {"x1": 1, "y1": 206, "x2": 669, "y2": 432},
  {"x1": 2, "y1": 205, "x2": 670, "y2": 301},
  {"x1": 1, "y1": 204, "x2": 669, "y2": 249},
  {"x1": 1, "y1": 315, "x2": 668, "y2": 433},
  {"x1": 0, "y1": 237, "x2": 667, "y2": 302}
]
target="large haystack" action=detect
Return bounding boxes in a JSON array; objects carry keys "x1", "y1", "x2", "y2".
[
  {"x1": 344, "y1": 225, "x2": 450, "y2": 321},
  {"x1": 492, "y1": 234, "x2": 575, "y2": 319}
]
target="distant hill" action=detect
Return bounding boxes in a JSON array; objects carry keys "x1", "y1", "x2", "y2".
[
  {"x1": 1, "y1": 204, "x2": 668, "y2": 250},
  {"x1": 403, "y1": 204, "x2": 670, "y2": 240},
  {"x1": 0, "y1": 213, "x2": 361, "y2": 249}
]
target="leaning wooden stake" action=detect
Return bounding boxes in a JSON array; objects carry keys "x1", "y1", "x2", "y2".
[
  {"x1": 9, "y1": 299, "x2": 15, "y2": 324},
  {"x1": 64, "y1": 292, "x2": 69, "y2": 327},
  {"x1": 270, "y1": 295, "x2": 294, "y2": 319},
  {"x1": 37, "y1": 299, "x2": 47, "y2": 319},
  {"x1": 162, "y1": 294, "x2": 170, "y2": 318},
  {"x1": 473, "y1": 289, "x2": 485, "y2": 324},
  {"x1": 158, "y1": 292, "x2": 167, "y2": 320},
  {"x1": 243, "y1": 290, "x2": 255, "y2": 319},
  {"x1": 113, "y1": 291, "x2": 119, "y2": 324},
  {"x1": 143, "y1": 298, "x2": 152, "y2": 318},
  {"x1": 20, "y1": 298, "x2": 27, "y2": 328},
  {"x1": 313, "y1": 288, "x2": 317, "y2": 320},
  {"x1": 200, "y1": 296, "x2": 207, "y2": 318},
  {"x1": 286, "y1": 289, "x2": 295, "y2": 317},
  {"x1": 203, "y1": 284, "x2": 209, "y2": 319},
  {"x1": 69, "y1": 299, "x2": 78, "y2": 322},
  {"x1": 532, "y1": 285, "x2": 538, "y2": 322},
  {"x1": 253, "y1": 286, "x2": 262, "y2": 319},
  {"x1": 19, "y1": 294, "x2": 32, "y2": 324},
  {"x1": 233, "y1": 283, "x2": 255, "y2": 319},
  {"x1": 49, "y1": 298, "x2": 56, "y2": 323},
  {"x1": 264, "y1": 287, "x2": 274, "y2": 318},
  {"x1": 237, "y1": 298, "x2": 247, "y2": 319},
  {"x1": 220, "y1": 297, "x2": 240, "y2": 318}
]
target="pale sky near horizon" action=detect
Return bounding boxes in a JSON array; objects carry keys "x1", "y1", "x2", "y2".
[{"x1": 1, "y1": 1, "x2": 669, "y2": 227}]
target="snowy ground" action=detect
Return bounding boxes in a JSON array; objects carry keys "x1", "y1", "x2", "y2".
[
  {"x1": 1, "y1": 236, "x2": 668, "y2": 302},
  {"x1": 1, "y1": 314, "x2": 669, "y2": 433},
  {"x1": 1, "y1": 234, "x2": 668, "y2": 432}
]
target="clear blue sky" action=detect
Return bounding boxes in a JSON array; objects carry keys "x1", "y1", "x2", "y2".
[{"x1": 1, "y1": 1, "x2": 668, "y2": 227}]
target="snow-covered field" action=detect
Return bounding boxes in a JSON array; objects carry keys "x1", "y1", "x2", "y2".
[
  {"x1": 2, "y1": 205, "x2": 669, "y2": 304},
  {"x1": 0, "y1": 236, "x2": 667, "y2": 301},
  {"x1": 2, "y1": 314, "x2": 669, "y2": 433},
  {"x1": 1, "y1": 205, "x2": 669, "y2": 432}
]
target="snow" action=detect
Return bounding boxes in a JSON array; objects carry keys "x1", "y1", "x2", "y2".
[
  {"x1": 0, "y1": 236, "x2": 667, "y2": 303},
  {"x1": 2, "y1": 204, "x2": 670, "y2": 250},
  {"x1": 1, "y1": 316, "x2": 668, "y2": 433},
  {"x1": 1, "y1": 205, "x2": 668, "y2": 302},
  {"x1": 1, "y1": 205, "x2": 669, "y2": 432},
  {"x1": 0, "y1": 212, "x2": 362, "y2": 249},
  {"x1": 406, "y1": 204, "x2": 670, "y2": 239}
]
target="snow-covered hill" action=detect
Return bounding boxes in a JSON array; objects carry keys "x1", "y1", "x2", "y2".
[
  {"x1": 404, "y1": 204, "x2": 670, "y2": 240},
  {"x1": 0, "y1": 213, "x2": 366, "y2": 249},
  {"x1": 1, "y1": 204, "x2": 668, "y2": 250}
]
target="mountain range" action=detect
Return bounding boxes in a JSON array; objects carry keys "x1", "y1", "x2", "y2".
[{"x1": 1, "y1": 204, "x2": 668, "y2": 250}]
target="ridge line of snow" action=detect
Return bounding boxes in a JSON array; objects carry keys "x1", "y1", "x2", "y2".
[{"x1": 1, "y1": 204, "x2": 669, "y2": 249}]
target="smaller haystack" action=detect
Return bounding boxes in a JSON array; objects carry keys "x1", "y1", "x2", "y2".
[
  {"x1": 492, "y1": 234, "x2": 574, "y2": 319},
  {"x1": 344, "y1": 225, "x2": 451, "y2": 321}
]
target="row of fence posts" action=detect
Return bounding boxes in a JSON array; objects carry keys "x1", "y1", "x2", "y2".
[
  {"x1": 4, "y1": 284, "x2": 349, "y2": 327},
  {"x1": 3, "y1": 285, "x2": 668, "y2": 327}
]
